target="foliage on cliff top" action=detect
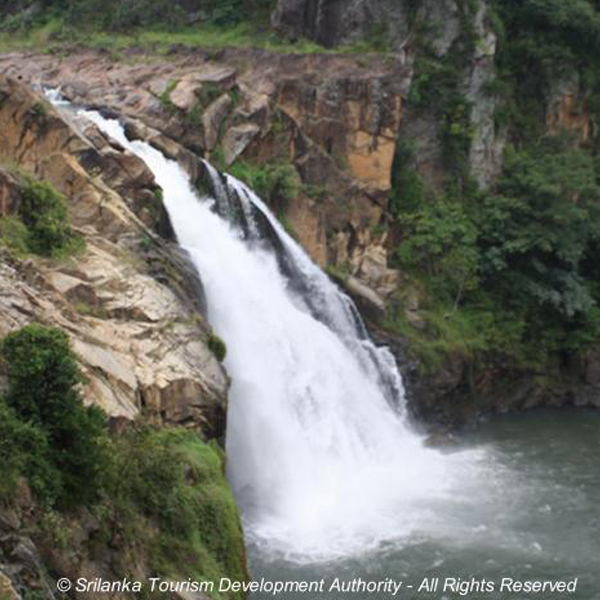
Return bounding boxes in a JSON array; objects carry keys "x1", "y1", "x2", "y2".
[
  {"x1": 0, "y1": 0, "x2": 395, "y2": 54},
  {"x1": 491, "y1": 0, "x2": 600, "y2": 140},
  {"x1": 0, "y1": 0, "x2": 330, "y2": 54}
]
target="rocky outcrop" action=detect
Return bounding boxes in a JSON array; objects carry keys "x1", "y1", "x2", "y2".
[
  {"x1": 397, "y1": 0, "x2": 506, "y2": 190},
  {"x1": 546, "y1": 74, "x2": 592, "y2": 144},
  {"x1": 0, "y1": 49, "x2": 407, "y2": 300},
  {"x1": 464, "y1": 1, "x2": 505, "y2": 189},
  {"x1": 271, "y1": 0, "x2": 410, "y2": 51},
  {"x1": 0, "y1": 75, "x2": 228, "y2": 438},
  {"x1": 370, "y1": 321, "x2": 600, "y2": 431}
]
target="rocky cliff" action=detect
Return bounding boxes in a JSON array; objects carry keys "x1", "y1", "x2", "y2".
[
  {"x1": 3, "y1": 0, "x2": 599, "y2": 435},
  {"x1": 1, "y1": 1, "x2": 600, "y2": 594},
  {"x1": 0, "y1": 74, "x2": 229, "y2": 437},
  {"x1": 0, "y1": 48, "x2": 408, "y2": 305},
  {"x1": 0, "y1": 0, "x2": 598, "y2": 538},
  {"x1": 0, "y1": 74, "x2": 248, "y2": 599},
  {"x1": 271, "y1": 0, "x2": 600, "y2": 426}
]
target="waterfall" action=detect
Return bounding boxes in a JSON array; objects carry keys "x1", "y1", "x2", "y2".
[{"x1": 75, "y1": 108, "x2": 462, "y2": 563}]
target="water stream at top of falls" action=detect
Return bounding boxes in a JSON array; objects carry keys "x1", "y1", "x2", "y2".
[{"x1": 72, "y1": 106, "x2": 487, "y2": 564}]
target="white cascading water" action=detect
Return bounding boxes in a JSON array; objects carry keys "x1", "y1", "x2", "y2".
[{"x1": 72, "y1": 106, "x2": 483, "y2": 562}]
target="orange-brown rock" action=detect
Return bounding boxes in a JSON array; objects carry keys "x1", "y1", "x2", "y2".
[
  {"x1": 0, "y1": 49, "x2": 406, "y2": 299},
  {"x1": 546, "y1": 92, "x2": 591, "y2": 144}
]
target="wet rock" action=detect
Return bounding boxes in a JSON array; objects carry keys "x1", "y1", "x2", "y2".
[{"x1": 344, "y1": 275, "x2": 386, "y2": 321}]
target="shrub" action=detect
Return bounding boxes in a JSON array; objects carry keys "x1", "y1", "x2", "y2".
[
  {"x1": 391, "y1": 134, "x2": 600, "y2": 362},
  {"x1": 398, "y1": 197, "x2": 480, "y2": 303},
  {"x1": 0, "y1": 324, "x2": 247, "y2": 593},
  {"x1": 476, "y1": 141, "x2": 600, "y2": 320},
  {"x1": 104, "y1": 428, "x2": 246, "y2": 598},
  {"x1": 19, "y1": 177, "x2": 83, "y2": 257},
  {"x1": 208, "y1": 332, "x2": 227, "y2": 362},
  {"x1": 229, "y1": 160, "x2": 300, "y2": 209},
  {"x1": 0, "y1": 216, "x2": 29, "y2": 256},
  {"x1": 0, "y1": 398, "x2": 60, "y2": 502},
  {"x1": 1, "y1": 324, "x2": 107, "y2": 506}
]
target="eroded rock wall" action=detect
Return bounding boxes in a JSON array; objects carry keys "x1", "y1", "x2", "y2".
[
  {"x1": 0, "y1": 75, "x2": 228, "y2": 438},
  {"x1": 0, "y1": 49, "x2": 407, "y2": 309}
]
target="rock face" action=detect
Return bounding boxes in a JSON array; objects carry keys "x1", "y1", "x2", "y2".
[
  {"x1": 546, "y1": 74, "x2": 592, "y2": 144},
  {"x1": 273, "y1": 0, "x2": 505, "y2": 191},
  {"x1": 397, "y1": 0, "x2": 506, "y2": 190},
  {"x1": 370, "y1": 321, "x2": 600, "y2": 431},
  {"x1": 271, "y1": 0, "x2": 410, "y2": 50},
  {"x1": 0, "y1": 49, "x2": 407, "y2": 301},
  {"x1": 464, "y1": 1, "x2": 506, "y2": 189},
  {"x1": 0, "y1": 75, "x2": 229, "y2": 438},
  {"x1": 277, "y1": 74, "x2": 401, "y2": 191}
]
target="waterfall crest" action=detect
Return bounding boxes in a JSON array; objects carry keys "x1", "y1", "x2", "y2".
[{"x1": 78, "y1": 109, "x2": 458, "y2": 562}]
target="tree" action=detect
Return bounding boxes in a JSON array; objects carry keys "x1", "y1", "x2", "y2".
[
  {"x1": 476, "y1": 139, "x2": 600, "y2": 323},
  {"x1": 1, "y1": 324, "x2": 107, "y2": 506}
]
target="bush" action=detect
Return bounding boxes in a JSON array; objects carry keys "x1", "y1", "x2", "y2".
[
  {"x1": 0, "y1": 324, "x2": 247, "y2": 593},
  {"x1": 104, "y1": 428, "x2": 247, "y2": 598},
  {"x1": 0, "y1": 398, "x2": 60, "y2": 502},
  {"x1": 391, "y1": 135, "x2": 600, "y2": 362},
  {"x1": 19, "y1": 177, "x2": 83, "y2": 257},
  {"x1": 0, "y1": 216, "x2": 29, "y2": 256},
  {"x1": 1, "y1": 324, "x2": 107, "y2": 506},
  {"x1": 476, "y1": 141, "x2": 600, "y2": 319},
  {"x1": 208, "y1": 332, "x2": 227, "y2": 362},
  {"x1": 229, "y1": 160, "x2": 300, "y2": 207},
  {"x1": 397, "y1": 197, "x2": 480, "y2": 303}
]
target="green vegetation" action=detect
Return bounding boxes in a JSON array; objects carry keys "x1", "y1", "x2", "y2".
[
  {"x1": 0, "y1": 324, "x2": 107, "y2": 506},
  {"x1": 0, "y1": 0, "x2": 398, "y2": 55},
  {"x1": 0, "y1": 324, "x2": 246, "y2": 597},
  {"x1": 229, "y1": 160, "x2": 300, "y2": 208},
  {"x1": 208, "y1": 331, "x2": 227, "y2": 362},
  {"x1": 390, "y1": 136, "x2": 600, "y2": 367},
  {"x1": 104, "y1": 428, "x2": 246, "y2": 597},
  {"x1": 19, "y1": 176, "x2": 84, "y2": 256},
  {"x1": 0, "y1": 175, "x2": 85, "y2": 258},
  {"x1": 407, "y1": 0, "x2": 479, "y2": 180},
  {"x1": 0, "y1": 0, "x2": 327, "y2": 55},
  {"x1": 325, "y1": 263, "x2": 351, "y2": 283},
  {"x1": 492, "y1": 0, "x2": 600, "y2": 143},
  {"x1": 157, "y1": 78, "x2": 178, "y2": 113},
  {"x1": 0, "y1": 216, "x2": 29, "y2": 256},
  {"x1": 389, "y1": 0, "x2": 600, "y2": 373}
]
